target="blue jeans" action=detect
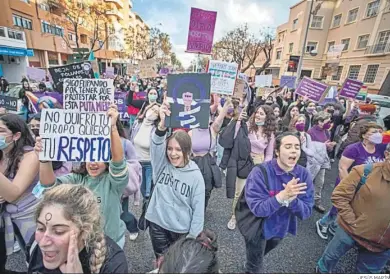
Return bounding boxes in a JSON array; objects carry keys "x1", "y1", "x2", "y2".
[
  {"x1": 318, "y1": 226, "x2": 390, "y2": 273},
  {"x1": 120, "y1": 197, "x2": 139, "y2": 234},
  {"x1": 140, "y1": 161, "x2": 152, "y2": 198},
  {"x1": 128, "y1": 115, "x2": 137, "y2": 130}
]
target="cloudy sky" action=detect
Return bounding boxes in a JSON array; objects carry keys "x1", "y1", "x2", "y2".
[{"x1": 133, "y1": 0, "x2": 299, "y2": 68}]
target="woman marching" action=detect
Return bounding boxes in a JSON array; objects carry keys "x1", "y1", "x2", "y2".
[
  {"x1": 145, "y1": 99, "x2": 205, "y2": 259},
  {"x1": 223, "y1": 104, "x2": 276, "y2": 230},
  {"x1": 35, "y1": 104, "x2": 129, "y2": 248}
]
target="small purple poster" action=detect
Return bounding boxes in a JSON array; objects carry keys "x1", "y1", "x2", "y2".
[
  {"x1": 159, "y1": 68, "x2": 170, "y2": 76},
  {"x1": 114, "y1": 92, "x2": 130, "y2": 121},
  {"x1": 295, "y1": 77, "x2": 329, "y2": 103},
  {"x1": 280, "y1": 75, "x2": 297, "y2": 89},
  {"x1": 339, "y1": 78, "x2": 363, "y2": 99}
]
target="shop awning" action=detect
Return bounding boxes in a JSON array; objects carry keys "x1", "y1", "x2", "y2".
[{"x1": 0, "y1": 46, "x2": 34, "y2": 57}]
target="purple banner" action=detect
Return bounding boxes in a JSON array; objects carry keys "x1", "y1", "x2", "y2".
[
  {"x1": 159, "y1": 68, "x2": 170, "y2": 76},
  {"x1": 114, "y1": 92, "x2": 130, "y2": 121},
  {"x1": 186, "y1": 7, "x2": 217, "y2": 55},
  {"x1": 339, "y1": 78, "x2": 364, "y2": 99},
  {"x1": 295, "y1": 77, "x2": 329, "y2": 103},
  {"x1": 26, "y1": 67, "x2": 46, "y2": 83}
]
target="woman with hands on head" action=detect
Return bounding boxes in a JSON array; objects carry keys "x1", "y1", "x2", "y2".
[
  {"x1": 34, "y1": 104, "x2": 129, "y2": 248},
  {"x1": 145, "y1": 96, "x2": 205, "y2": 259},
  {"x1": 27, "y1": 184, "x2": 128, "y2": 274},
  {"x1": 243, "y1": 132, "x2": 314, "y2": 273}
]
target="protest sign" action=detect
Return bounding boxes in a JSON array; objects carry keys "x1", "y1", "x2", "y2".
[
  {"x1": 295, "y1": 77, "x2": 329, "y2": 102},
  {"x1": 280, "y1": 75, "x2": 297, "y2": 89},
  {"x1": 26, "y1": 67, "x2": 46, "y2": 83},
  {"x1": 186, "y1": 7, "x2": 217, "y2": 54},
  {"x1": 106, "y1": 66, "x2": 115, "y2": 78},
  {"x1": 165, "y1": 73, "x2": 211, "y2": 129},
  {"x1": 257, "y1": 87, "x2": 274, "y2": 97},
  {"x1": 139, "y1": 59, "x2": 157, "y2": 78},
  {"x1": 208, "y1": 60, "x2": 238, "y2": 95},
  {"x1": 127, "y1": 64, "x2": 138, "y2": 75},
  {"x1": 39, "y1": 109, "x2": 111, "y2": 162},
  {"x1": 238, "y1": 73, "x2": 248, "y2": 82},
  {"x1": 255, "y1": 75, "x2": 272, "y2": 87},
  {"x1": 233, "y1": 79, "x2": 245, "y2": 99},
  {"x1": 320, "y1": 86, "x2": 338, "y2": 105},
  {"x1": 0, "y1": 95, "x2": 19, "y2": 111},
  {"x1": 63, "y1": 79, "x2": 114, "y2": 112},
  {"x1": 48, "y1": 62, "x2": 94, "y2": 93},
  {"x1": 159, "y1": 68, "x2": 171, "y2": 76},
  {"x1": 114, "y1": 92, "x2": 130, "y2": 121},
  {"x1": 339, "y1": 78, "x2": 364, "y2": 99}
]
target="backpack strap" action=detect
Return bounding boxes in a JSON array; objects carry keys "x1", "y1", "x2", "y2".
[
  {"x1": 258, "y1": 164, "x2": 269, "y2": 191},
  {"x1": 355, "y1": 163, "x2": 373, "y2": 195}
]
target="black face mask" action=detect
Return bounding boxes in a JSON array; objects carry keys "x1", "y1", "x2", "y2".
[{"x1": 31, "y1": 129, "x2": 39, "y2": 137}]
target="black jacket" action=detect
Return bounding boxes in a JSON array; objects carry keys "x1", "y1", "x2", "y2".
[
  {"x1": 26, "y1": 235, "x2": 128, "y2": 274},
  {"x1": 219, "y1": 120, "x2": 253, "y2": 199},
  {"x1": 192, "y1": 153, "x2": 222, "y2": 192}
]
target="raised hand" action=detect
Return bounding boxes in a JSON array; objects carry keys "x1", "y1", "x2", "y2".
[
  {"x1": 279, "y1": 177, "x2": 307, "y2": 201},
  {"x1": 59, "y1": 230, "x2": 83, "y2": 274},
  {"x1": 107, "y1": 104, "x2": 119, "y2": 126}
]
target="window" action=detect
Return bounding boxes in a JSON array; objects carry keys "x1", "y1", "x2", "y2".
[
  {"x1": 341, "y1": 38, "x2": 350, "y2": 51},
  {"x1": 80, "y1": 34, "x2": 88, "y2": 44},
  {"x1": 347, "y1": 8, "x2": 359, "y2": 23},
  {"x1": 289, "y1": 43, "x2": 294, "y2": 53},
  {"x1": 39, "y1": 2, "x2": 50, "y2": 11},
  {"x1": 332, "y1": 66, "x2": 343, "y2": 81},
  {"x1": 327, "y1": 41, "x2": 335, "y2": 52},
  {"x1": 364, "y1": 65, "x2": 379, "y2": 83},
  {"x1": 68, "y1": 32, "x2": 76, "y2": 42},
  {"x1": 366, "y1": 0, "x2": 380, "y2": 18},
  {"x1": 377, "y1": 30, "x2": 390, "y2": 45},
  {"x1": 292, "y1": 19, "x2": 298, "y2": 30},
  {"x1": 42, "y1": 22, "x2": 63, "y2": 36},
  {"x1": 0, "y1": 27, "x2": 5, "y2": 37},
  {"x1": 357, "y1": 35, "x2": 369, "y2": 49},
  {"x1": 12, "y1": 14, "x2": 32, "y2": 30},
  {"x1": 310, "y1": 16, "x2": 323, "y2": 29},
  {"x1": 54, "y1": 26, "x2": 64, "y2": 36},
  {"x1": 8, "y1": 29, "x2": 23, "y2": 41},
  {"x1": 348, "y1": 65, "x2": 361, "y2": 80},
  {"x1": 387, "y1": 0, "x2": 390, "y2": 12},
  {"x1": 306, "y1": 42, "x2": 318, "y2": 53},
  {"x1": 276, "y1": 50, "x2": 282, "y2": 60},
  {"x1": 332, "y1": 14, "x2": 342, "y2": 28},
  {"x1": 20, "y1": 0, "x2": 30, "y2": 3}
]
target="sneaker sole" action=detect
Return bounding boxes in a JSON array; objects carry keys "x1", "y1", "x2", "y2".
[{"x1": 316, "y1": 221, "x2": 328, "y2": 240}]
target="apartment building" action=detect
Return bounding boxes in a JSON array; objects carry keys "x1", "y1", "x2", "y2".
[
  {"x1": 270, "y1": 0, "x2": 390, "y2": 93},
  {"x1": 0, "y1": 0, "x2": 142, "y2": 76}
]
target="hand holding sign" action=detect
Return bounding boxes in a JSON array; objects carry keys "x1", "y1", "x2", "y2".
[
  {"x1": 159, "y1": 99, "x2": 171, "y2": 131},
  {"x1": 107, "y1": 104, "x2": 119, "y2": 126},
  {"x1": 34, "y1": 137, "x2": 43, "y2": 159}
]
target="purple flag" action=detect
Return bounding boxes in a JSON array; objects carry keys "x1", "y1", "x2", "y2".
[{"x1": 186, "y1": 7, "x2": 217, "y2": 54}]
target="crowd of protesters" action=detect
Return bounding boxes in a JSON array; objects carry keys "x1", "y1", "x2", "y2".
[{"x1": 0, "y1": 72, "x2": 389, "y2": 274}]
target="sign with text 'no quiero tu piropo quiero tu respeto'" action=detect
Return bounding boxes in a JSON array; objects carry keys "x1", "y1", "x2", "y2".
[
  {"x1": 39, "y1": 109, "x2": 111, "y2": 162},
  {"x1": 63, "y1": 78, "x2": 114, "y2": 112}
]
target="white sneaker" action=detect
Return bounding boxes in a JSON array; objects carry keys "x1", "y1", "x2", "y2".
[
  {"x1": 13, "y1": 241, "x2": 21, "y2": 253},
  {"x1": 129, "y1": 232, "x2": 139, "y2": 241},
  {"x1": 227, "y1": 216, "x2": 236, "y2": 230}
]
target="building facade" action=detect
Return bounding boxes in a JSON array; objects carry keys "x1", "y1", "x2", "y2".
[
  {"x1": 0, "y1": 0, "x2": 146, "y2": 77},
  {"x1": 270, "y1": 0, "x2": 390, "y2": 93}
]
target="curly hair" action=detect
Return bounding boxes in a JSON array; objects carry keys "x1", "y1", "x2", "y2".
[
  {"x1": 35, "y1": 184, "x2": 107, "y2": 274},
  {"x1": 249, "y1": 105, "x2": 276, "y2": 140}
]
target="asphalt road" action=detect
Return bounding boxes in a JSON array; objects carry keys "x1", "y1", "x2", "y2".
[{"x1": 6, "y1": 160, "x2": 359, "y2": 274}]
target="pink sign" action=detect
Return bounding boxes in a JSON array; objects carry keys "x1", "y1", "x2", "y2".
[{"x1": 186, "y1": 7, "x2": 217, "y2": 55}]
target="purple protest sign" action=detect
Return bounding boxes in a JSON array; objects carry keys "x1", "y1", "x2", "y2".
[
  {"x1": 26, "y1": 67, "x2": 46, "y2": 83},
  {"x1": 339, "y1": 78, "x2": 364, "y2": 99},
  {"x1": 186, "y1": 7, "x2": 217, "y2": 55},
  {"x1": 295, "y1": 77, "x2": 329, "y2": 103},
  {"x1": 159, "y1": 68, "x2": 170, "y2": 76},
  {"x1": 114, "y1": 92, "x2": 130, "y2": 121}
]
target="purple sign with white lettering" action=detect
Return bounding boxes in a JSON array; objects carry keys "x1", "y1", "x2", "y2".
[
  {"x1": 295, "y1": 77, "x2": 328, "y2": 103},
  {"x1": 339, "y1": 78, "x2": 364, "y2": 99},
  {"x1": 114, "y1": 92, "x2": 130, "y2": 121}
]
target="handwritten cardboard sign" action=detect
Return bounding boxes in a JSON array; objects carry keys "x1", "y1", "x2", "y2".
[
  {"x1": 127, "y1": 64, "x2": 138, "y2": 75},
  {"x1": 63, "y1": 79, "x2": 114, "y2": 112},
  {"x1": 255, "y1": 75, "x2": 272, "y2": 87},
  {"x1": 208, "y1": 60, "x2": 238, "y2": 95},
  {"x1": 233, "y1": 79, "x2": 245, "y2": 99},
  {"x1": 39, "y1": 109, "x2": 111, "y2": 162},
  {"x1": 139, "y1": 59, "x2": 157, "y2": 78}
]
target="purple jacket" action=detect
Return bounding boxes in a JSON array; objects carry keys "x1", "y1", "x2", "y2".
[
  {"x1": 245, "y1": 159, "x2": 314, "y2": 240},
  {"x1": 307, "y1": 125, "x2": 330, "y2": 143}
]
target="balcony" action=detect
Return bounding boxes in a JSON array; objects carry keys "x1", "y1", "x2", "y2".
[
  {"x1": 129, "y1": 0, "x2": 133, "y2": 8},
  {"x1": 105, "y1": 0, "x2": 124, "y2": 9},
  {"x1": 106, "y1": 10, "x2": 124, "y2": 20},
  {"x1": 365, "y1": 43, "x2": 390, "y2": 56},
  {"x1": 0, "y1": 26, "x2": 27, "y2": 49}
]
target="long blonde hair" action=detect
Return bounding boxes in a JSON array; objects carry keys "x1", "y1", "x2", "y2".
[{"x1": 35, "y1": 184, "x2": 107, "y2": 274}]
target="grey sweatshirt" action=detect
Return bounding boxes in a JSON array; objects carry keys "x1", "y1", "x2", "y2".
[{"x1": 145, "y1": 130, "x2": 205, "y2": 238}]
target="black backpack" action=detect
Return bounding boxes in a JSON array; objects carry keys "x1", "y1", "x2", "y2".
[{"x1": 235, "y1": 164, "x2": 269, "y2": 241}]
